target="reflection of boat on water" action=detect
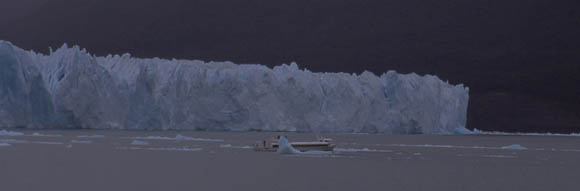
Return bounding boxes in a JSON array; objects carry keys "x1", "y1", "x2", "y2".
[{"x1": 253, "y1": 135, "x2": 335, "y2": 152}]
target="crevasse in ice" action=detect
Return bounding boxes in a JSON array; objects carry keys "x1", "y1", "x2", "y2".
[{"x1": 0, "y1": 41, "x2": 469, "y2": 134}]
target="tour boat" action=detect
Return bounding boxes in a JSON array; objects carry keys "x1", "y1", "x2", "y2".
[{"x1": 253, "y1": 135, "x2": 335, "y2": 152}]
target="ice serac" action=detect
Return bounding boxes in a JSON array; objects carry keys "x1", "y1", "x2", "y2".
[
  {"x1": 0, "y1": 41, "x2": 56, "y2": 128},
  {"x1": 0, "y1": 41, "x2": 469, "y2": 134}
]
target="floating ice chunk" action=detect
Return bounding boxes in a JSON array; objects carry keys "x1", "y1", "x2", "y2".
[
  {"x1": 334, "y1": 147, "x2": 392, "y2": 153},
  {"x1": 277, "y1": 136, "x2": 302, "y2": 154},
  {"x1": 31, "y1": 132, "x2": 62, "y2": 137},
  {"x1": 116, "y1": 146, "x2": 142, "y2": 150},
  {"x1": 71, "y1": 140, "x2": 92, "y2": 144},
  {"x1": 452, "y1": 127, "x2": 472, "y2": 134},
  {"x1": 457, "y1": 154, "x2": 517, "y2": 158},
  {"x1": 130, "y1": 136, "x2": 170, "y2": 140},
  {"x1": 451, "y1": 127, "x2": 484, "y2": 135},
  {"x1": 175, "y1": 134, "x2": 224, "y2": 142},
  {"x1": 0, "y1": 139, "x2": 28, "y2": 144},
  {"x1": 501, "y1": 144, "x2": 528, "y2": 150},
  {"x1": 146, "y1": 147, "x2": 203, "y2": 152},
  {"x1": 219, "y1": 144, "x2": 232, "y2": 148},
  {"x1": 131, "y1": 140, "x2": 149, "y2": 145},
  {"x1": 32, "y1": 141, "x2": 63, "y2": 145},
  {"x1": 300, "y1": 150, "x2": 333, "y2": 155},
  {"x1": 387, "y1": 143, "x2": 494, "y2": 150},
  {"x1": 483, "y1": 154, "x2": 517, "y2": 158},
  {"x1": 220, "y1": 144, "x2": 255, "y2": 149},
  {"x1": 0, "y1": 139, "x2": 62, "y2": 145},
  {"x1": 0, "y1": 130, "x2": 24, "y2": 136},
  {"x1": 77, "y1": 135, "x2": 105, "y2": 138},
  {"x1": 334, "y1": 147, "x2": 371, "y2": 152},
  {"x1": 0, "y1": 143, "x2": 10, "y2": 147},
  {"x1": 117, "y1": 146, "x2": 202, "y2": 152}
]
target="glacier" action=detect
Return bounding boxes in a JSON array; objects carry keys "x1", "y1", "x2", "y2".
[{"x1": 0, "y1": 40, "x2": 469, "y2": 134}]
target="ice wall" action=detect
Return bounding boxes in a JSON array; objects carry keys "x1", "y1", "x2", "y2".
[{"x1": 0, "y1": 41, "x2": 469, "y2": 134}]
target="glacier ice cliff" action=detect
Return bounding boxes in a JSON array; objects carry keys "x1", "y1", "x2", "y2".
[{"x1": 0, "y1": 41, "x2": 469, "y2": 134}]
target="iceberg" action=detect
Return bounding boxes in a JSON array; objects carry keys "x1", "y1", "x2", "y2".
[
  {"x1": 0, "y1": 40, "x2": 469, "y2": 134},
  {"x1": 276, "y1": 136, "x2": 302, "y2": 154}
]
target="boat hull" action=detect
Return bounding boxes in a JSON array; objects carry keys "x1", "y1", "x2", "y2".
[
  {"x1": 253, "y1": 142, "x2": 335, "y2": 152},
  {"x1": 292, "y1": 144, "x2": 335, "y2": 152}
]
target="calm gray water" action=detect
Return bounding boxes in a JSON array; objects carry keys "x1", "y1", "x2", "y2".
[{"x1": 0, "y1": 129, "x2": 578, "y2": 191}]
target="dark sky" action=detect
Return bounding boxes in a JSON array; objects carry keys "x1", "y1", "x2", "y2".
[{"x1": 1, "y1": 0, "x2": 579, "y2": 133}]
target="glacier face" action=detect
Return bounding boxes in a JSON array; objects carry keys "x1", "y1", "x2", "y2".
[{"x1": 0, "y1": 41, "x2": 469, "y2": 134}]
